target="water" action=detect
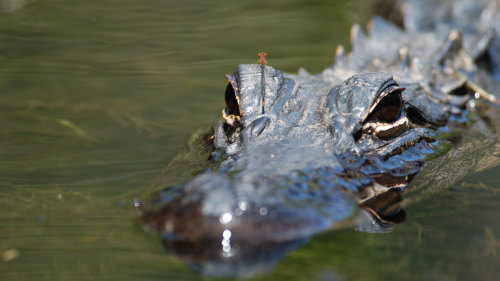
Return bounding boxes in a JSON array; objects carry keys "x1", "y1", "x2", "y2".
[{"x1": 1, "y1": 0, "x2": 500, "y2": 280}]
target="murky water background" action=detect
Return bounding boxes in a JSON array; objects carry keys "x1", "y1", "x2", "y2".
[{"x1": 1, "y1": 0, "x2": 500, "y2": 280}]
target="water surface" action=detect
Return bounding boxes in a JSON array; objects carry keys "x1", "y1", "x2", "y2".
[{"x1": 1, "y1": 0, "x2": 500, "y2": 280}]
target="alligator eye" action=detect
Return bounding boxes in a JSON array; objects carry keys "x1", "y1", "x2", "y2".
[
  {"x1": 225, "y1": 83, "x2": 240, "y2": 116},
  {"x1": 370, "y1": 92, "x2": 402, "y2": 123},
  {"x1": 361, "y1": 89, "x2": 409, "y2": 139}
]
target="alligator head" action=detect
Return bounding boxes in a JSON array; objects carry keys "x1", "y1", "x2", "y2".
[
  {"x1": 144, "y1": 66, "x2": 434, "y2": 238},
  {"x1": 141, "y1": 0, "x2": 500, "y2": 277},
  {"x1": 142, "y1": 67, "x2": 440, "y2": 277}
]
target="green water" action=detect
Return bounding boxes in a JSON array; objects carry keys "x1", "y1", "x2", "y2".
[{"x1": 1, "y1": 0, "x2": 500, "y2": 280}]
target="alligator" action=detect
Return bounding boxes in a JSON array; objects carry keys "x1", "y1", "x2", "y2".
[{"x1": 141, "y1": 0, "x2": 500, "y2": 277}]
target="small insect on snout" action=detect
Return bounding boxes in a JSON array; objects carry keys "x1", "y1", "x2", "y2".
[{"x1": 257, "y1": 52, "x2": 268, "y2": 65}]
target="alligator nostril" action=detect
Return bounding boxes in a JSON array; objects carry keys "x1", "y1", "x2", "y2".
[{"x1": 225, "y1": 83, "x2": 240, "y2": 116}]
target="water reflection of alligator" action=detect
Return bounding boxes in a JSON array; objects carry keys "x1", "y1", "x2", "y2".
[{"x1": 142, "y1": 0, "x2": 500, "y2": 278}]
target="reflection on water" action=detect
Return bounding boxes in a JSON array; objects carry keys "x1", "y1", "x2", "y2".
[
  {"x1": 163, "y1": 235, "x2": 306, "y2": 278},
  {"x1": 154, "y1": 169, "x2": 410, "y2": 278},
  {"x1": 1, "y1": 0, "x2": 500, "y2": 280}
]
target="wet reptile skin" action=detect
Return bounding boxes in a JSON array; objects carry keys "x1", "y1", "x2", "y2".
[{"x1": 141, "y1": 0, "x2": 500, "y2": 277}]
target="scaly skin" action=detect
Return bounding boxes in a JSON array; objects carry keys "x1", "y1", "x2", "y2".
[{"x1": 141, "y1": 0, "x2": 500, "y2": 278}]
